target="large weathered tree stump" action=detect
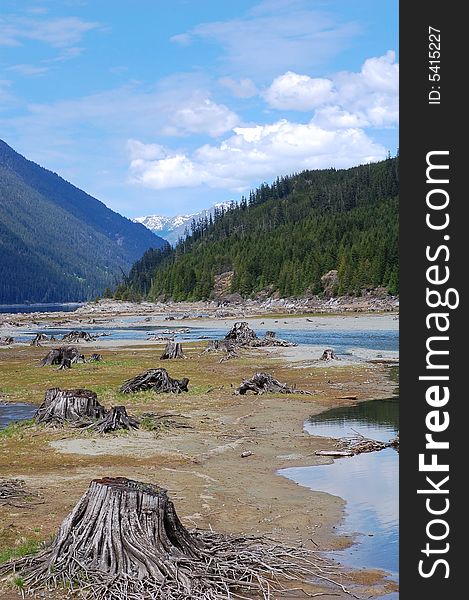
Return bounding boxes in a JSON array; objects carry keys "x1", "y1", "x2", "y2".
[
  {"x1": 39, "y1": 346, "x2": 84, "y2": 367},
  {"x1": 236, "y1": 372, "x2": 313, "y2": 395},
  {"x1": 0, "y1": 476, "x2": 344, "y2": 599},
  {"x1": 88, "y1": 406, "x2": 139, "y2": 433},
  {"x1": 224, "y1": 321, "x2": 258, "y2": 346},
  {"x1": 35, "y1": 388, "x2": 106, "y2": 425},
  {"x1": 120, "y1": 368, "x2": 189, "y2": 394},
  {"x1": 160, "y1": 340, "x2": 186, "y2": 360},
  {"x1": 204, "y1": 339, "x2": 237, "y2": 361}
]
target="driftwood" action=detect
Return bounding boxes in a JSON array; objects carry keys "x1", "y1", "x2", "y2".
[
  {"x1": 35, "y1": 388, "x2": 106, "y2": 426},
  {"x1": 120, "y1": 368, "x2": 189, "y2": 394},
  {"x1": 235, "y1": 372, "x2": 313, "y2": 395},
  {"x1": 317, "y1": 430, "x2": 400, "y2": 457},
  {"x1": 0, "y1": 336, "x2": 14, "y2": 346},
  {"x1": 139, "y1": 412, "x2": 192, "y2": 431},
  {"x1": 87, "y1": 406, "x2": 139, "y2": 433},
  {"x1": 0, "y1": 476, "x2": 347, "y2": 600},
  {"x1": 0, "y1": 479, "x2": 42, "y2": 508},
  {"x1": 315, "y1": 450, "x2": 354, "y2": 457},
  {"x1": 39, "y1": 346, "x2": 84, "y2": 367},
  {"x1": 61, "y1": 330, "x2": 95, "y2": 343},
  {"x1": 30, "y1": 333, "x2": 48, "y2": 346},
  {"x1": 160, "y1": 340, "x2": 186, "y2": 360},
  {"x1": 253, "y1": 331, "x2": 296, "y2": 347},
  {"x1": 320, "y1": 348, "x2": 338, "y2": 361}
]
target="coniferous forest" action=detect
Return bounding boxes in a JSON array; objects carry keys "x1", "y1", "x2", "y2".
[{"x1": 115, "y1": 157, "x2": 399, "y2": 301}]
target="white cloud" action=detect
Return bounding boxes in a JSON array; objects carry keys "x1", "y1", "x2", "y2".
[
  {"x1": 0, "y1": 15, "x2": 99, "y2": 48},
  {"x1": 170, "y1": 1, "x2": 359, "y2": 78},
  {"x1": 263, "y1": 51, "x2": 398, "y2": 130},
  {"x1": 128, "y1": 119, "x2": 386, "y2": 191},
  {"x1": 219, "y1": 77, "x2": 258, "y2": 98},
  {"x1": 264, "y1": 72, "x2": 335, "y2": 110},
  {"x1": 7, "y1": 63, "x2": 49, "y2": 76},
  {"x1": 167, "y1": 96, "x2": 240, "y2": 137},
  {"x1": 127, "y1": 139, "x2": 167, "y2": 161}
]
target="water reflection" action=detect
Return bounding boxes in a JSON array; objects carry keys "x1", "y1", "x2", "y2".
[{"x1": 281, "y1": 398, "x2": 399, "y2": 579}]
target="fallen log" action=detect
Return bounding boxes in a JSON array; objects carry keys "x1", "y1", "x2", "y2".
[
  {"x1": 0, "y1": 476, "x2": 346, "y2": 599},
  {"x1": 235, "y1": 372, "x2": 313, "y2": 395},
  {"x1": 87, "y1": 406, "x2": 139, "y2": 433},
  {"x1": 120, "y1": 368, "x2": 189, "y2": 394},
  {"x1": 160, "y1": 340, "x2": 186, "y2": 360},
  {"x1": 35, "y1": 388, "x2": 106, "y2": 426},
  {"x1": 315, "y1": 450, "x2": 354, "y2": 457}
]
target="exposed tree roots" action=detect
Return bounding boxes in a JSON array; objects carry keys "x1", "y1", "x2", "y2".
[
  {"x1": 87, "y1": 406, "x2": 140, "y2": 433},
  {"x1": 120, "y1": 368, "x2": 189, "y2": 394},
  {"x1": 62, "y1": 331, "x2": 96, "y2": 343},
  {"x1": 39, "y1": 346, "x2": 84, "y2": 368},
  {"x1": 0, "y1": 477, "x2": 348, "y2": 600},
  {"x1": 235, "y1": 373, "x2": 313, "y2": 395},
  {"x1": 0, "y1": 479, "x2": 42, "y2": 508}
]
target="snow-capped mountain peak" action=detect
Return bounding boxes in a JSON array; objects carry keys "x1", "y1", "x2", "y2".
[{"x1": 133, "y1": 203, "x2": 231, "y2": 245}]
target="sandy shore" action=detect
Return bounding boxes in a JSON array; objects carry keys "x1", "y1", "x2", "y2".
[{"x1": 0, "y1": 306, "x2": 399, "y2": 599}]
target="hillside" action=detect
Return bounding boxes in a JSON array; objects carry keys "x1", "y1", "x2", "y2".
[
  {"x1": 115, "y1": 157, "x2": 399, "y2": 302},
  {"x1": 0, "y1": 139, "x2": 166, "y2": 303}
]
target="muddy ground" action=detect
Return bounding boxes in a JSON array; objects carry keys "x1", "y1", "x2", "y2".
[{"x1": 0, "y1": 314, "x2": 398, "y2": 599}]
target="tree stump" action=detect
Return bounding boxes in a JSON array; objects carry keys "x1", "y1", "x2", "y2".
[
  {"x1": 35, "y1": 388, "x2": 106, "y2": 426},
  {"x1": 88, "y1": 406, "x2": 139, "y2": 433},
  {"x1": 160, "y1": 340, "x2": 186, "y2": 360},
  {"x1": 62, "y1": 330, "x2": 95, "y2": 343},
  {"x1": 88, "y1": 353, "x2": 103, "y2": 362},
  {"x1": 120, "y1": 368, "x2": 189, "y2": 394},
  {"x1": 255, "y1": 331, "x2": 296, "y2": 347},
  {"x1": 320, "y1": 348, "x2": 338, "y2": 361},
  {"x1": 30, "y1": 333, "x2": 48, "y2": 346},
  {"x1": 235, "y1": 372, "x2": 313, "y2": 395},
  {"x1": 58, "y1": 358, "x2": 72, "y2": 370},
  {"x1": 0, "y1": 336, "x2": 14, "y2": 346},
  {"x1": 0, "y1": 476, "x2": 344, "y2": 599},
  {"x1": 224, "y1": 321, "x2": 258, "y2": 346},
  {"x1": 39, "y1": 346, "x2": 83, "y2": 367}
]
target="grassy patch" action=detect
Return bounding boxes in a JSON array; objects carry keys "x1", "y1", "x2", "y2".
[
  {"x1": 0, "y1": 419, "x2": 34, "y2": 439},
  {"x1": 0, "y1": 538, "x2": 42, "y2": 563}
]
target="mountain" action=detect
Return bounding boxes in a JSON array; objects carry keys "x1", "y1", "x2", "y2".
[
  {"x1": 116, "y1": 157, "x2": 399, "y2": 301},
  {"x1": 0, "y1": 139, "x2": 166, "y2": 303},
  {"x1": 133, "y1": 203, "x2": 231, "y2": 245}
]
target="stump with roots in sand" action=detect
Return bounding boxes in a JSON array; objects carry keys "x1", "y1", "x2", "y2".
[
  {"x1": 87, "y1": 406, "x2": 140, "y2": 433},
  {"x1": 236, "y1": 372, "x2": 313, "y2": 395},
  {"x1": 35, "y1": 388, "x2": 106, "y2": 426},
  {"x1": 120, "y1": 368, "x2": 189, "y2": 394},
  {"x1": 0, "y1": 477, "x2": 346, "y2": 600},
  {"x1": 320, "y1": 348, "x2": 338, "y2": 361},
  {"x1": 224, "y1": 321, "x2": 258, "y2": 346},
  {"x1": 160, "y1": 340, "x2": 186, "y2": 360},
  {"x1": 39, "y1": 346, "x2": 84, "y2": 368}
]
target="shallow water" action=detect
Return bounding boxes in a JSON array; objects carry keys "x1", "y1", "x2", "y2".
[
  {"x1": 0, "y1": 402, "x2": 37, "y2": 428},
  {"x1": 281, "y1": 397, "x2": 399, "y2": 585},
  {"x1": 14, "y1": 324, "x2": 399, "y2": 353}
]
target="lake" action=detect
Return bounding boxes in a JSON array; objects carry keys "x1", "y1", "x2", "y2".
[
  {"x1": 0, "y1": 303, "x2": 83, "y2": 314},
  {"x1": 281, "y1": 397, "x2": 399, "y2": 589}
]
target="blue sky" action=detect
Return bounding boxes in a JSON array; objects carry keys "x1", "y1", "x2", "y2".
[{"x1": 0, "y1": 0, "x2": 398, "y2": 217}]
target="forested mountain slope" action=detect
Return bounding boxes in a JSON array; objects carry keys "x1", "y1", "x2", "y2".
[
  {"x1": 0, "y1": 139, "x2": 166, "y2": 303},
  {"x1": 116, "y1": 157, "x2": 399, "y2": 301}
]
